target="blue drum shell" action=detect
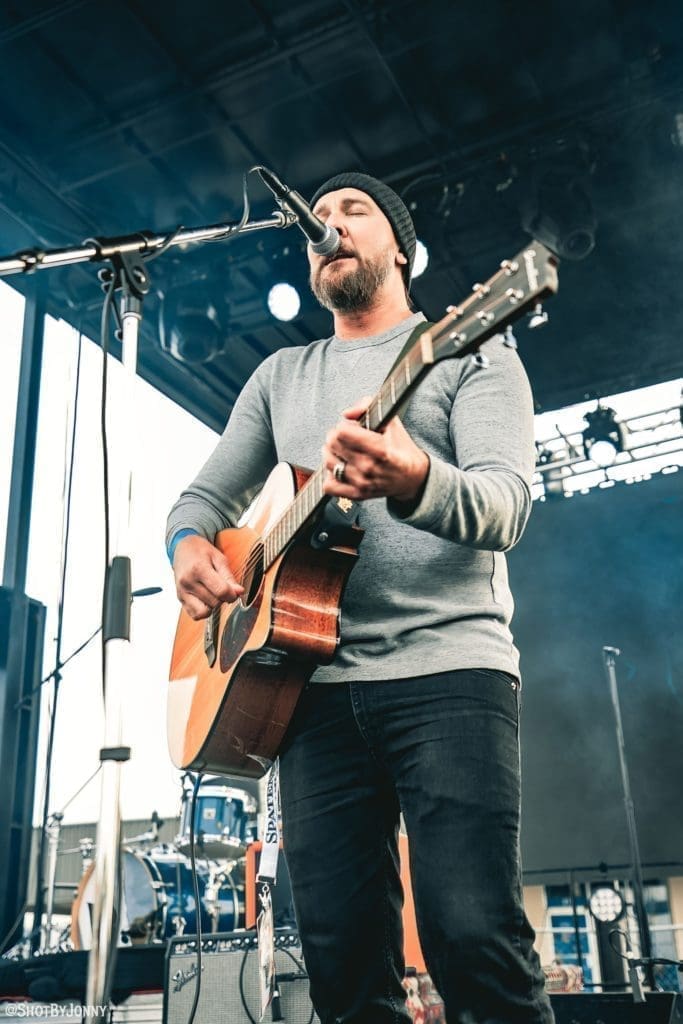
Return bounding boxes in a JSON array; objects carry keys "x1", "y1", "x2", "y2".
[{"x1": 151, "y1": 852, "x2": 244, "y2": 937}]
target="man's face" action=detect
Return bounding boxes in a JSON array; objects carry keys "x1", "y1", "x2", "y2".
[{"x1": 308, "y1": 187, "x2": 404, "y2": 313}]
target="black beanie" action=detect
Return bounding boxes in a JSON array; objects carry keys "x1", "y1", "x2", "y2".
[{"x1": 309, "y1": 172, "x2": 416, "y2": 284}]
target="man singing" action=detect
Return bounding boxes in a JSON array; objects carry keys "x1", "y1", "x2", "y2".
[{"x1": 167, "y1": 172, "x2": 554, "y2": 1023}]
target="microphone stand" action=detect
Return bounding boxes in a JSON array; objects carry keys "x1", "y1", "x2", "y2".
[
  {"x1": 0, "y1": 211, "x2": 295, "y2": 277},
  {"x1": 602, "y1": 646, "x2": 656, "y2": 993},
  {"x1": 0, "y1": 207, "x2": 296, "y2": 1015}
]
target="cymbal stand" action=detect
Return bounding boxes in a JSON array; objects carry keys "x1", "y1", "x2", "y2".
[
  {"x1": 41, "y1": 812, "x2": 64, "y2": 953},
  {"x1": 203, "y1": 866, "x2": 223, "y2": 934}
]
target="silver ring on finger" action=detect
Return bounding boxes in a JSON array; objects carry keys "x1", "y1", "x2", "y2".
[{"x1": 333, "y1": 459, "x2": 347, "y2": 483}]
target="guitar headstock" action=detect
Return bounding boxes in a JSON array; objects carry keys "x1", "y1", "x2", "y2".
[{"x1": 429, "y1": 241, "x2": 559, "y2": 364}]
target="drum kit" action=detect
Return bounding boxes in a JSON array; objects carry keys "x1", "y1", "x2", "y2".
[{"x1": 67, "y1": 777, "x2": 257, "y2": 951}]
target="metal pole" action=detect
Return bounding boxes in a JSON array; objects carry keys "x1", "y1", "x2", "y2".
[
  {"x1": 42, "y1": 813, "x2": 63, "y2": 952},
  {"x1": 568, "y1": 870, "x2": 585, "y2": 973},
  {"x1": 602, "y1": 646, "x2": 655, "y2": 989},
  {"x1": 2, "y1": 276, "x2": 47, "y2": 592},
  {"x1": 0, "y1": 277, "x2": 48, "y2": 954},
  {"x1": 85, "y1": 282, "x2": 142, "y2": 1013}
]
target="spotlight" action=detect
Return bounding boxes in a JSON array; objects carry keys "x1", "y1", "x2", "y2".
[
  {"x1": 268, "y1": 283, "x2": 300, "y2": 322},
  {"x1": 521, "y1": 171, "x2": 596, "y2": 262},
  {"x1": 159, "y1": 288, "x2": 226, "y2": 364},
  {"x1": 582, "y1": 406, "x2": 627, "y2": 467},
  {"x1": 589, "y1": 886, "x2": 625, "y2": 924},
  {"x1": 412, "y1": 240, "x2": 429, "y2": 279}
]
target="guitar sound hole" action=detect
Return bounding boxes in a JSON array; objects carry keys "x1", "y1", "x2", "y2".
[{"x1": 241, "y1": 545, "x2": 265, "y2": 607}]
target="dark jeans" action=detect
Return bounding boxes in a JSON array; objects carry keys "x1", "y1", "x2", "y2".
[{"x1": 278, "y1": 668, "x2": 555, "y2": 1024}]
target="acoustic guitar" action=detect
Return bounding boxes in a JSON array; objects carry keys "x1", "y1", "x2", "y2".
[{"x1": 168, "y1": 242, "x2": 559, "y2": 778}]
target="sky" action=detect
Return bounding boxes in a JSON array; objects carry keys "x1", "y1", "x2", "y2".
[{"x1": 0, "y1": 278, "x2": 680, "y2": 830}]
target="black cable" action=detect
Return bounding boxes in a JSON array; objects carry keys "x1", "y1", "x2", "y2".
[
  {"x1": 239, "y1": 945, "x2": 258, "y2": 1024},
  {"x1": 608, "y1": 927, "x2": 683, "y2": 969},
  {"x1": 184, "y1": 773, "x2": 204, "y2": 1024},
  {"x1": 15, "y1": 587, "x2": 161, "y2": 712},
  {"x1": 238, "y1": 942, "x2": 313, "y2": 1024},
  {"x1": 145, "y1": 224, "x2": 185, "y2": 261},
  {"x1": 0, "y1": 902, "x2": 29, "y2": 955},
  {"x1": 14, "y1": 626, "x2": 102, "y2": 711}
]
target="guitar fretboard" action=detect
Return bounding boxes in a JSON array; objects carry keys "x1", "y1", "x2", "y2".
[{"x1": 262, "y1": 337, "x2": 432, "y2": 569}]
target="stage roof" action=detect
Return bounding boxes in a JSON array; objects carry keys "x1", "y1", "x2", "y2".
[{"x1": 1, "y1": 0, "x2": 682, "y2": 431}]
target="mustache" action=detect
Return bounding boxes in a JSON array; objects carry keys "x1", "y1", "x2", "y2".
[{"x1": 324, "y1": 247, "x2": 357, "y2": 264}]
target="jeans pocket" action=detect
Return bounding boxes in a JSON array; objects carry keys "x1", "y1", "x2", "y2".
[{"x1": 468, "y1": 668, "x2": 520, "y2": 726}]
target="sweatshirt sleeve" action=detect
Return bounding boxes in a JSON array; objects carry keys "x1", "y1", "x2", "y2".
[
  {"x1": 165, "y1": 358, "x2": 278, "y2": 548},
  {"x1": 387, "y1": 335, "x2": 536, "y2": 551}
]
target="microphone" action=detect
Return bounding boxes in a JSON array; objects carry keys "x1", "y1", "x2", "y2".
[{"x1": 257, "y1": 166, "x2": 340, "y2": 257}]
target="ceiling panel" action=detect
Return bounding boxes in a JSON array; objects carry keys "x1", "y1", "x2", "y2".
[{"x1": 0, "y1": 0, "x2": 681, "y2": 431}]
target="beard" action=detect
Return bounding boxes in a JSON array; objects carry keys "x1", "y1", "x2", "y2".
[{"x1": 309, "y1": 244, "x2": 394, "y2": 313}]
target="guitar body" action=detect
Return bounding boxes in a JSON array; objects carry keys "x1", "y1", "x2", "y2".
[{"x1": 168, "y1": 462, "x2": 362, "y2": 778}]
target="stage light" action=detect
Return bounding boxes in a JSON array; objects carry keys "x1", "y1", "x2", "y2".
[
  {"x1": 268, "y1": 283, "x2": 300, "y2": 322},
  {"x1": 589, "y1": 886, "x2": 625, "y2": 923},
  {"x1": 412, "y1": 240, "x2": 429, "y2": 279},
  {"x1": 582, "y1": 406, "x2": 627, "y2": 466},
  {"x1": 159, "y1": 289, "x2": 226, "y2": 364},
  {"x1": 521, "y1": 171, "x2": 596, "y2": 262}
]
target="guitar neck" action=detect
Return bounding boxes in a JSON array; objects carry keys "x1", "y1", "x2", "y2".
[
  {"x1": 262, "y1": 341, "x2": 432, "y2": 569},
  {"x1": 262, "y1": 240, "x2": 559, "y2": 569}
]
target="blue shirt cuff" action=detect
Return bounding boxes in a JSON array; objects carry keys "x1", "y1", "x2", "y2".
[{"x1": 167, "y1": 528, "x2": 200, "y2": 565}]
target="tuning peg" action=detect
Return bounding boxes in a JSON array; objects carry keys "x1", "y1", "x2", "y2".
[
  {"x1": 503, "y1": 326, "x2": 518, "y2": 349},
  {"x1": 528, "y1": 303, "x2": 548, "y2": 329},
  {"x1": 471, "y1": 351, "x2": 490, "y2": 369}
]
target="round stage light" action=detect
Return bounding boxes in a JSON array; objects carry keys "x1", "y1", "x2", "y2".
[
  {"x1": 589, "y1": 886, "x2": 625, "y2": 923},
  {"x1": 412, "y1": 240, "x2": 429, "y2": 279},
  {"x1": 588, "y1": 439, "x2": 620, "y2": 467},
  {"x1": 582, "y1": 406, "x2": 627, "y2": 467},
  {"x1": 268, "y1": 283, "x2": 300, "y2": 322}
]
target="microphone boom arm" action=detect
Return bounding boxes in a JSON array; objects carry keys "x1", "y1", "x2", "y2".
[{"x1": 0, "y1": 211, "x2": 297, "y2": 277}]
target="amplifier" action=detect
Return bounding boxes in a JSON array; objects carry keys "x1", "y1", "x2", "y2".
[
  {"x1": 549, "y1": 991, "x2": 683, "y2": 1023},
  {"x1": 164, "y1": 929, "x2": 320, "y2": 1024}
]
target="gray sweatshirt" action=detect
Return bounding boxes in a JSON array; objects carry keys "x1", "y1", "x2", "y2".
[{"x1": 166, "y1": 311, "x2": 536, "y2": 681}]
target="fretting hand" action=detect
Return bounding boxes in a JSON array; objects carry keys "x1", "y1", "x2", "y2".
[{"x1": 322, "y1": 397, "x2": 430, "y2": 504}]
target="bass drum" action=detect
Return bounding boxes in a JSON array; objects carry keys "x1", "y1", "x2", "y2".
[
  {"x1": 71, "y1": 848, "x2": 244, "y2": 949},
  {"x1": 71, "y1": 849, "x2": 163, "y2": 950}
]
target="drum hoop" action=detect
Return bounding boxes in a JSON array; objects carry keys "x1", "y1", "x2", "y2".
[
  {"x1": 70, "y1": 849, "x2": 164, "y2": 951},
  {"x1": 194, "y1": 785, "x2": 257, "y2": 808}
]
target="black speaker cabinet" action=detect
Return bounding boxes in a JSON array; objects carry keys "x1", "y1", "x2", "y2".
[
  {"x1": 550, "y1": 992, "x2": 683, "y2": 1023},
  {"x1": 164, "y1": 930, "x2": 319, "y2": 1024}
]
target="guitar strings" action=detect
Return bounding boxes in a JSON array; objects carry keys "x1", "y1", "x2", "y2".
[{"x1": 225, "y1": 258, "x2": 529, "y2": 594}]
